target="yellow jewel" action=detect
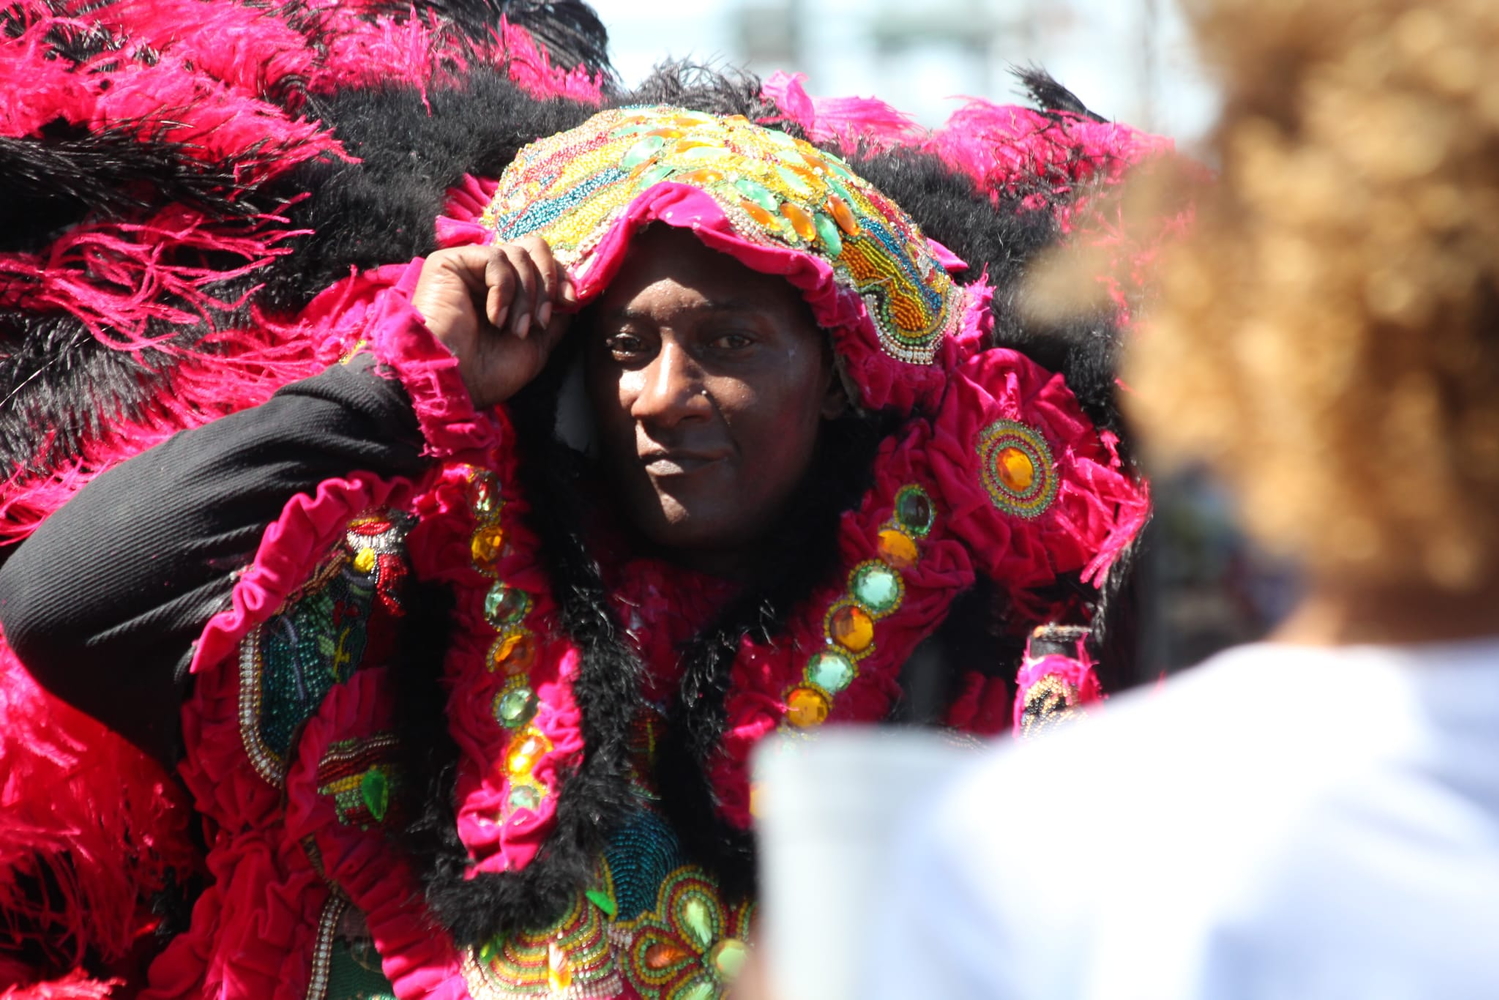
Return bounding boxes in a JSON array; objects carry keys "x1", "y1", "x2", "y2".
[
  {"x1": 876, "y1": 528, "x2": 919, "y2": 570},
  {"x1": 786, "y1": 686, "x2": 830, "y2": 727},
  {"x1": 352, "y1": 547, "x2": 376, "y2": 574},
  {"x1": 828, "y1": 604, "x2": 874, "y2": 653},
  {"x1": 471, "y1": 523, "x2": 505, "y2": 570},
  {"x1": 995, "y1": 446, "x2": 1036, "y2": 492}
]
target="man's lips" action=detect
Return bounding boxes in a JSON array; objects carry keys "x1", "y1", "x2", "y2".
[{"x1": 640, "y1": 449, "x2": 731, "y2": 476}]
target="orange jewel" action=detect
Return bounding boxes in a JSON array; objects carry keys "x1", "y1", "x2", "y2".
[
  {"x1": 674, "y1": 168, "x2": 725, "y2": 186},
  {"x1": 786, "y1": 686, "x2": 831, "y2": 728},
  {"x1": 876, "y1": 528, "x2": 919, "y2": 571},
  {"x1": 672, "y1": 138, "x2": 714, "y2": 154},
  {"x1": 828, "y1": 604, "x2": 874, "y2": 652},
  {"x1": 471, "y1": 524, "x2": 505, "y2": 569},
  {"x1": 740, "y1": 198, "x2": 777, "y2": 227},
  {"x1": 826, "y1": 194, "x2": 860, "y2": 235},
  {"x1": 994, "y1": 446, "x2": 1037, "y2": 492},
  {"x1": 645, "y1": 942, "x2": 691, "y2": 970},
  {"x1": 490, "y1": 632, "x2": 537, "y2": 675},
  {"x1": 780, "y1": 202, "x2": 817, "y2": 242},
  {"x1": 646, "y1": 127, "x2": 683, "y2": 138}
]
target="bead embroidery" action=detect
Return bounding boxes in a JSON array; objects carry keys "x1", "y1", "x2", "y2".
[
  {"x1": 315, "y1": 734, "x2": 401, "y2": 828},
  {"x1": 480, "y1": 107, "x2": 962, "y2": 367},
  {"x1": 238, "y1": 510, "x2": 412, "y2": 784},
  {"x1": 976, "y1": 419, "x2": 1057, "y2": 519}
]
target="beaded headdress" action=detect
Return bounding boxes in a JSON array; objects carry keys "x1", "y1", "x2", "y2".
[{"x1": 478, "y1": 106, "x2": 971, "y2": 412}]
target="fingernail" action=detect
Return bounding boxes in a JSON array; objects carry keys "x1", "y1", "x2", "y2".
[
  {"x1": 515, "y1": 313, "x2": 531, "y2": 338},
  {"x1": 562, "y1": 277, "x2": 577, "y2": 301},
  {"x1": 538, "y1": 301, "x2": 553, "y2": 328},
  {"x1": 494, "y1": 304, "x2": 509, "y2": 328}
]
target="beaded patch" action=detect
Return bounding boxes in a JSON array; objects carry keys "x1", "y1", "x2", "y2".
[
  {"x1": 617, "y1": 868, "x2": 753, "y2": 1000},
  {"x1": 976, "y1": 419, "x2": 1057, "y2": 520},
  {"x1": 238, "y1": 510, "x2": 413, "y2": 784},
  {"x1": 462, "y1": 888, "x2": 622, "y2": 999},
  {"x1": 463, "y1": 805, "x2": 752, "y2": 1000},
  {"x1": 1018, "y1": 674, "x2": 1086, "y2": 737},
  {"x1": 316, "y1": 734, "x2": 401, "y2": 828},
  {"x1": 480, "y1": 106, "x2": 961, "y2": 366}
]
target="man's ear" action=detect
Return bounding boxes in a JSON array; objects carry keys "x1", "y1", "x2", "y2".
[{"x1": 820, "y1": 374, "x2": 850, "y2": 421}]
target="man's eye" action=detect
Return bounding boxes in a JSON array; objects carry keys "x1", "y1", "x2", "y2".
[
  {"x1": 712, "y1": 332, "x2": 754, "y2": 350},
  {"x1": 604, "y1": 334, "x2": 646, "y2": 357}
]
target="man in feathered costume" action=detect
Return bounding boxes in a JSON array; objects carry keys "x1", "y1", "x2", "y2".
[{"x1": 0, "y1": 1, "x2": 1172, "y2": 996}]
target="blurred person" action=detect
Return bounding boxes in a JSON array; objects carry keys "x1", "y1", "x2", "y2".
[{"x1": 851, "y1": 0, "x2": 1499, "y2": 997}]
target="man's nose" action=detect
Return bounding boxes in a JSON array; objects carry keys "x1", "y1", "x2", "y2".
[{"x1": 631, "y1": 339, "x2": 711, "y2": 427}]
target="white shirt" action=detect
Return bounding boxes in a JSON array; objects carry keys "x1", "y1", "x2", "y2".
[{"x1": 862, "y1": 640, "x2": 1499, "y2": 1000}]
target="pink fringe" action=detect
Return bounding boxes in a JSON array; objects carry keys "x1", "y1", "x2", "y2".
[
  {"x1": 0, "y1": 969, "x2": 120, "y2": 999},
  {"x1": 760, "y1": 71, "x2": 923, "y2": 153},
  {"x1": 0, "y1": 636, "x2": 198, "y2": 980}
]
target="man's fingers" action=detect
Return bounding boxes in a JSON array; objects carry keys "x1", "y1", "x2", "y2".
[
  {"x1": 480, "y1": 248, "x2": 517, "y2": 329},
  {"x1": 516, "y1": 235, "x2": 573, "y2": 328},
  {"x1": 498, "y1": 244, "x2": 544, "y2": 338}
]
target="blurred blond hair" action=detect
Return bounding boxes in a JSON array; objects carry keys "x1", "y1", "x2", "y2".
[{"x1": 1126, "y1": 0, "x2": 1499, "y2": 590}]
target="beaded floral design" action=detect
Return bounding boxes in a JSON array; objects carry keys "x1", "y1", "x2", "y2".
[{"x1": 480, "y1": 106, "x2": 962, "y2": 366}]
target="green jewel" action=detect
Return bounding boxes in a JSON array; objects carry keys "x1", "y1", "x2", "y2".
[
  {"x1": 609, "y1": 123, "x2": 651, "y2": 138},
  {"x1": 823, "y1": 154, "x2": 855, "y2": 179},
  {"x1": 709, "y1": 939, "x2": 749, "y2": 981},
  {"x1": 509, "y1": 784, "x2": 541, "y2": 811},
  {"x1": 894, "y1": 485, "x2": 935, "y2": 537},
  {"x1": 764, "y1": 128, "x2": 800, "y2": 148},
  {"x1": 360, "y1": 768, "x2": 389, "y2": 822},
  {"x1": 813, "y1": 211, "x2": 843, "y2": 255},
  {"x1": 586, "y1": 888, "x2": 617, "y2": 918},
  {"x1": 680, "y1": 981, "x2": 715, "y2": 1000},
  {"x1": 825, "y1": 176, "x2": 857, "y2": 212},
  {"x1": 681, "y1": 896, "x2": 715, "y2": 949},
  {"x1": 484, "y1": 584, "x2": 530, "y2": 627},
  {"x1": 851, "y1": 562, "x2": 902, "y2": 615},
  {"x1": 806, "y1": 650, "x2": 855, "y2": 693},
  {"x1": 733, "y1": 178, "x2": 778, "y2": 211},
  {"x1": 621, "y1": 135, "x2": 665, "y2": 168},
  {"x1": 496, "y1": 686, "x2": 537, "y2": 728},
  {"x1": 478, "y1": 938, "x2": 499, "y2": 965},
  {"x1": 633, "y1": 162, "x2": 675, "y2": 189}
]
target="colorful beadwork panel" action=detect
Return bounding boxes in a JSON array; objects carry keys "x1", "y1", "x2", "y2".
[
  {"x1": 480, "y1": 106, "x2": 962, "y2": 367},
  {"x1": 238, "y1": 510, "x2": 413, "y2": 784}
]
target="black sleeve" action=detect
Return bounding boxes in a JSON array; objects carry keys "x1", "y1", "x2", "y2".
[{"x1": 0, "y1": 357, "x2": 428, "y2": 762}]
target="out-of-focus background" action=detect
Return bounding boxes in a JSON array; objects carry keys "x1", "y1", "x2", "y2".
[
  {"x1": 591, "y1": 0, "x2": 1290, "y2": 680},
  {"x1": 590, "y1": 0, "x2": 1219, "y2": 148}
]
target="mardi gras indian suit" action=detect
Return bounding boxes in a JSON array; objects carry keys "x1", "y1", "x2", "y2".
[{"x1": 0, "y1": 2, "x2": 1172, "y2": 997}]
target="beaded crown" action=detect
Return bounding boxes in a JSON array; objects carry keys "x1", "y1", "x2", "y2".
[{"x1": 480, "y1": 106, "x2": 964, "y2": 368}]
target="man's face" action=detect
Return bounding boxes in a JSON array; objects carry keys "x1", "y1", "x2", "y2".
[{"x1": 584, "y1": 226, "x2": 841, "y2": 569}]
